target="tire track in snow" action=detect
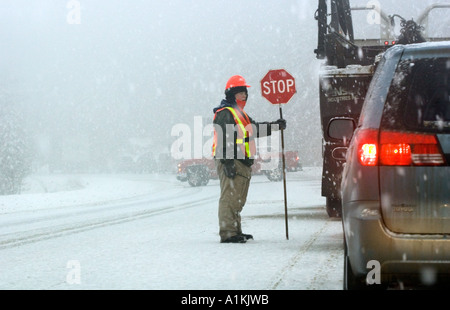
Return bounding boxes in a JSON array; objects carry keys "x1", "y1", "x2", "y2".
[
  {"x1": 0, "y1": 195, "x2": 216, "y2": 250},
  {"x1": 269, "y1": 219, "x2": 343, "y2": 290},
  {"x1": 304, "y1": 233, "x2": 343, "y2": 290}
]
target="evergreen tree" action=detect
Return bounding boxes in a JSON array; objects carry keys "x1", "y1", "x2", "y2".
[{"x1": 0, "y1": 103, "x2": 32, "y2": 195}]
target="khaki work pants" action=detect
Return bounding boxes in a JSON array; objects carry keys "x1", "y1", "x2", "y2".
[{"x1": 216, "y1": 159, "x2": 252, "y2": 241}]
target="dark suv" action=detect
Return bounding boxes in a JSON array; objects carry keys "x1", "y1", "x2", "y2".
[{"x1": 340, "y1": 41, "x2": 450, "y2": 289}]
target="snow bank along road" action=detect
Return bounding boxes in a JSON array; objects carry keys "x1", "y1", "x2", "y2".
[{"x1": 0, "y1": 167, "x2": 344, "y2": 290}]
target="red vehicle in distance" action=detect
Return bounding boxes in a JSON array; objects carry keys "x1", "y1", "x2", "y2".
[{"x1": 176, "y1": 151, "x2": 302, "y2": 187}]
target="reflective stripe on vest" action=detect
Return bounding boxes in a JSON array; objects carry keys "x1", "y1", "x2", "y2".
[{"x1": 212, "y1": 107, "x2": 255, "y2": 158}]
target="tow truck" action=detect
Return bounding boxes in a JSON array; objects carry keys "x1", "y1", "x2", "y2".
[{"x1": 314, "y1": 0, "x2": 450, "y2": 217}]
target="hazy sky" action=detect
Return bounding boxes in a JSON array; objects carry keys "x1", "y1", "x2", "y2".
[{"x1": 1, "y1": 0, "x2": 449, "y2": 169}]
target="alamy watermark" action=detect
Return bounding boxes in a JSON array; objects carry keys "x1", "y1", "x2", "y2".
[
  {"x1": 67, "y1": 0, "x2": 81, "y2": 25},
  {"x1": 66, "y1": 259, "x2": 81, "y2": 284},
  {"x1": 366, "y1": 0, "x2": 381, "y2": 25},
  {"x1": 366, "y1": 259, "x2": 381, "y2": 285},
  {"x1": 170, "y1": 116, "x2": 281, "y2": 170}
]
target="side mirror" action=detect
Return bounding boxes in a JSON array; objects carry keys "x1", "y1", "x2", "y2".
[{"x1": 328, "y1": 118, "x2": 355, "y2": 145}]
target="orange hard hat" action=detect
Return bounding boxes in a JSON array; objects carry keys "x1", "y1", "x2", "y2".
[{"x1": 225, "y1": 75, "x2": 251, "y2": 92}]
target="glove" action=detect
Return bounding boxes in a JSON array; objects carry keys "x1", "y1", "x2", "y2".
[
  {"x1": 222, "y1": 160, "x2": 236, "y2": 179},
  {"x1": 272, "y1": 118, "x2": 287, "y2": 130}
]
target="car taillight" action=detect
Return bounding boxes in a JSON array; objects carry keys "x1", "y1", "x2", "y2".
[
  {"x1": 380, "y1": 143, "x2": 412, "y2": 165},
  {"x1": 356, "y1": 130, "x2": 445, "y2": 166},
  {"x1": 380, "y1": 132, "x2": 445, "y2": 166},
  {"x1": 356, "y1": 129, "x2": 379, "y2": 166}
]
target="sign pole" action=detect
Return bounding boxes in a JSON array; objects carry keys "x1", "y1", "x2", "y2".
[
  {"x1": 279, "y1": 104, "x2": 289, "y2": 240},
  {"x1": 260, "y1": 68, "x2": 295, "y2": 241}
]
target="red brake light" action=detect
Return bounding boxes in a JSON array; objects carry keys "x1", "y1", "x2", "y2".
[
  {"x1": 360, "y1": 143, "x2": 377, "y2": 166},
  {"x1": 355, "y1": 130, "x2": 445, "y2": 166},
  {"x1": 379, "y1": 132, "x2": 445, "y2": 166},
  {"x1": 355, "y1": 129, "x2": 379, "y2": 166},
  {"x1": 380, "y1": 143, "x2": 411, "y2": 165}
]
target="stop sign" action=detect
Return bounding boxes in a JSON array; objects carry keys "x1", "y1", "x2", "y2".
[{"x1": 261, "y1": 69, "x2": 296, "y2": 104}]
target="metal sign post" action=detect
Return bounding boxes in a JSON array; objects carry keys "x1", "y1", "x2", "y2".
[
  {"x1": 278, "y1": 104, "x2": 288, "y2": 240},
  {"x1": 260, "y1": 69, "x2": 296, "y2": 240}
]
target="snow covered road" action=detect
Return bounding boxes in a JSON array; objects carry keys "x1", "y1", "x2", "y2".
[{"x1": 0, "y1": 167, "x2": 344, "y2": 290}]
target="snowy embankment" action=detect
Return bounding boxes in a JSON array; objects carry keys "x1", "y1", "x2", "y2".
[{"x1": 0, "y1": 173, "x2": 172, "y2": 213}]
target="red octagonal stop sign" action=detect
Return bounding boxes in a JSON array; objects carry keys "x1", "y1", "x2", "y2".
[{"x1": 261, "y1": 69, "x2": 296, "y2": 104}]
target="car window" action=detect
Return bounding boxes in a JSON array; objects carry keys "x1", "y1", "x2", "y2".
[{"x1": 381, "y1": 57, "x2": 450, "y2": 133}]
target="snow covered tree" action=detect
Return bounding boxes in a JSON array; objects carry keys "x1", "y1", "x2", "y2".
[{"x1": 0, "y1": 103, "x2": 32, "y2": 195}]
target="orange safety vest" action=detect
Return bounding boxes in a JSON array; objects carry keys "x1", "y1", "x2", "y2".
[{"x1": 212, "y1": 107, "x2": 256, "y2": 159}]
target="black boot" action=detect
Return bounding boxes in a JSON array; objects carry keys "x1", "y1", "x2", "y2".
[
  {"x1": 221, "y1": 235, "x2": 247, "y2": 243},
  {"x1": 241, "y1": 233, "x2": 253, "y2": 241}
]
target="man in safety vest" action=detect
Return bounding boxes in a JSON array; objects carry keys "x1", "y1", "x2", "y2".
[{"x1": 212, "y1": 75, "x2": 286, "y2": 243}]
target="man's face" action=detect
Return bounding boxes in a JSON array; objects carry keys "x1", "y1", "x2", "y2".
[{"x1": 235, "y1": 91, "x2": 247, "y2": 102}]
